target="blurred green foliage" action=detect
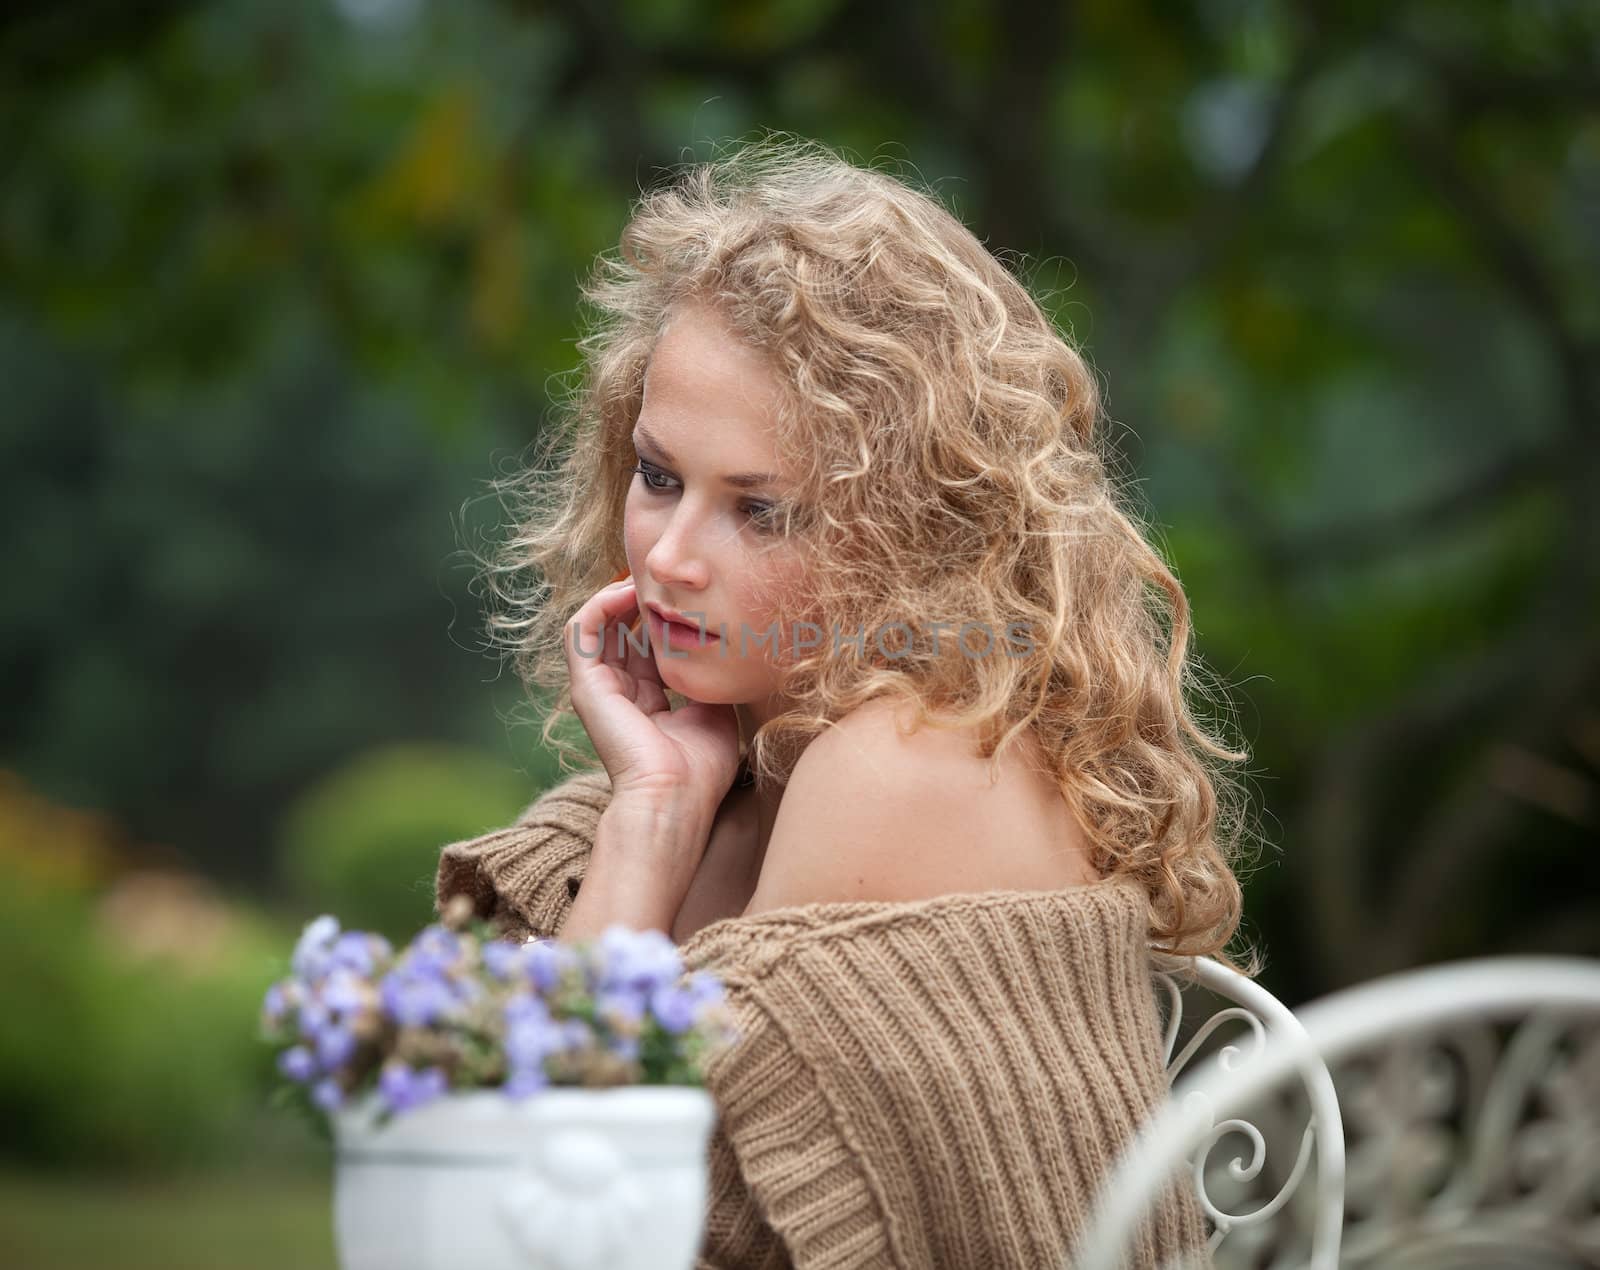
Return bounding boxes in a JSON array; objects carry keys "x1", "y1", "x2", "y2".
[
  {"x1": 0, "y1": 767, "x2": 332, "y2": 1184},
  {"x1": 278, "y1": 742, "x2": 552, "y2": 943},
  {"x1": 0, "y1": 860, "x2": 287, "y2": 1173}
]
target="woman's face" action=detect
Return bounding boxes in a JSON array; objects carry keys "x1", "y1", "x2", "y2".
[{"x1": 623, "y1": 300, "x2": 809, "y2": 722}]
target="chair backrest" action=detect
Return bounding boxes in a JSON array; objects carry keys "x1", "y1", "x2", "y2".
[
  {"x1": 1078, "y1": 955, "x2": 1600, "y2": 1270},
  {"x1": 1148, "y1": 953, "x2": 1346, "y2": 1270}
]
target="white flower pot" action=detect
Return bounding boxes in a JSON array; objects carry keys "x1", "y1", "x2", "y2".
[{"x1": 332, "y1": 1086, "x2": 716, "y2": 1270}]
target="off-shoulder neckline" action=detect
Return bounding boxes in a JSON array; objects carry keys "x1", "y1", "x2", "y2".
[{"x1": 678, "y1": 871, "x2": 1144, "y2": 951}]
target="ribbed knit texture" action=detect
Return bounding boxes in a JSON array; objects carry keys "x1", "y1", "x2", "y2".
[{"x1": 437, "y1": 769, "x2": 1210, "y2": 1269}]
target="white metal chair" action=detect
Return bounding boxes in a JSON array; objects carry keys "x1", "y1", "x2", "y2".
[
  {"x1": 1146, "y1": 953, "x2": 1347, "y2": 1269},
  {"x1": 1077, "y1": 955, "x2": 1600, "y2": 1269}
]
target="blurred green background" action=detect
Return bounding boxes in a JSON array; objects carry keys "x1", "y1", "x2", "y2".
[{"x1": 2, "y1": 0, "x2": 1597, "y2": 1265}]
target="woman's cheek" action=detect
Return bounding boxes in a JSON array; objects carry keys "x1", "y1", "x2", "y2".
[
  {"x1": 621, "y1": 498, "x2": 654, "y2": 572},
  {"x1": 736, "y1": 557, "x2": 808, "y2": 663}
]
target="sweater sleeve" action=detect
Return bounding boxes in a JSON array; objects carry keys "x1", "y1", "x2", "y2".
[
  {"x1": 433, "y1": 767, "x2": 613, "y2": 943},
  {"x1": 679, "y1": 880, "x2": 1211, "y2": 1270}
]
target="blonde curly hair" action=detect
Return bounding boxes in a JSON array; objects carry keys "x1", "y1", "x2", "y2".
[{"x1": 479, "y1": 134, "x2": 1261, "y2": 971}]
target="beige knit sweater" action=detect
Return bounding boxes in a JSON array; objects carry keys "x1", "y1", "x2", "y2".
[{"x1": 436, "y1": 768, "x2": 1210, "y2": 1269}]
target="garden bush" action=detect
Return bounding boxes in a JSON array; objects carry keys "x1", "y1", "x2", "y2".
[{"x1": 277, "y1": 742, "x2": 555, "y2": 946}]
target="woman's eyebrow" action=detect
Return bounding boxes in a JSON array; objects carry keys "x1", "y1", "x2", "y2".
[{"x1": 632, "y1": 423, "x2": 779, "y2": 490}]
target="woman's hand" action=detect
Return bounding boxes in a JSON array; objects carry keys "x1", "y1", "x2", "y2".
[{"x1": 564, "y1": 577, "x2": 741, "y2": 823}]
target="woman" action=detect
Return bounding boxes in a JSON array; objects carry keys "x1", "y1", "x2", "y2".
[{"x1": 438, "y1": 135, "x2": 1255, "y2": 1269}]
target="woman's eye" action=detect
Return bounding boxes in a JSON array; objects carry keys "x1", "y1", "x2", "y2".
[
  {"x1": 744, "y1": 502, "x2": 779, "y2": 532},
  {"x1": 633, "y1": 460, "x2": 783, "y2": 533},
  {"x1": 631, "y1": 461, "x2": 674, "y2": 492}
]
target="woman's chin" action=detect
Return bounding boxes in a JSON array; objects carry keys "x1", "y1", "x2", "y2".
[{"x1": 655, "y1": 656, "x2": 740, "y2": 704}]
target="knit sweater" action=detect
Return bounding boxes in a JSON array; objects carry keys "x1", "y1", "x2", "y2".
[{"x1": 436, "y1": 768, "x2": 1210, "y2": 1269}]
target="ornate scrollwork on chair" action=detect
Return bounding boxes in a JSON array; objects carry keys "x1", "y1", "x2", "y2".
[
  {"x1": 1076, "y1": 956, "x2": 1600, "y2": 1270},
  {"x1": 1334, "y1": 1009, "x2": 1600, "y2": 1268},
  {"x1": 1147, "y1": 953, "x2": 1346, "y2": 1270}
]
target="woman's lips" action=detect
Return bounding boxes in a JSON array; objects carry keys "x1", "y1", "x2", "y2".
[{"x1": 645, "y1": 607, "x2": 720, "y2": 651}]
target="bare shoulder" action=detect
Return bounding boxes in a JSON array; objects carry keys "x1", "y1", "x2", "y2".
[
  {"x1": 741, "y1": 698, "x2": 1096, "y2": 914},
  {"x1": 778, "y1": 696, "x2": 977, "y2": 795}
]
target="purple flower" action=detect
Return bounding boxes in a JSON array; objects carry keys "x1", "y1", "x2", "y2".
[
  {"x1": 297, "y1": 993, "x2": 332, "y2": 1037},
  {"x1": 648, "y1": 983, "x2": 698, "y2": 1035},
  {"x1": 378, "y1": 1061, "x2": 448, "y2": 1114},
  {"x1": 504, "y1": 993, "x2": 566, "y2": 1070},
  {"x1": 299, "y1": 985, "x2": 332, "y2": 1036},
  {"x1": 481, "y1": 940, "x2": 526, "y2": 982},
  {"x1": 524, "y1": 939, "x2": 578, "y2": 992},
  {"x1": 291, "y1": 915, "x2": 341, "y2": 981},
  {"x1": 648, "y1": 969, "x2": 726, "y2": 1035},
  {"x1": 596, "y1": 926, "x2": 682, "y2": 996},
  {"x1": 329, "y1": 931, "x2": 382, "y2": 977},
  {"x1": 504, "y1": 992, "x2": 551, "y2": 1027},
  {"x1": 314, "y1": 1022, "x2": 358, "y2": 1070},
  {"x1": 262, "y1": 983, "x2": 286, "y2": 1020},
  {"x1": 560, "y1": 1018, "x2": 594, "y2": 1050},
  {"x1": 597, "y1": 986, "x2": 646, "y2": 1029},
  {"x1": 505, "y1": 1022, "x2": 559, "y2": 1069},
  {"x1": 270, "y1": 908, "x2": 727, "y2": 1115},
  {"x1": 380, "y1": 963, "x2": 461, "y2": 1028},
  {"x1": 503, "y1": 1066, "x2": 548, "y2": 1100},
  {"x1": 608, "y1": 1034, "x2": 641, "y2": 1062},
  {"x1": 685, "y1": 971, "x2": 725, "y2": 1009},
  {"x1": 277, "y1": 1045, "x2": 317, "y2": 1083},
  {"x1": 408, "y1": 926, "x2": 462, "y2": 974},
  {"x1": 321, "y1": 968, "x2": 370, "y2": 1017}
]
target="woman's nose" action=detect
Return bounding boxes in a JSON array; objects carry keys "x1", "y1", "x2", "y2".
[{"x1": 644, "y1": 515, "x2": 711, "y2": 591}]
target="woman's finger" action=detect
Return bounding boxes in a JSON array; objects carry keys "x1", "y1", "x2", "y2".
[
  {"x1": 568, "y1": 582, "x2": 641, "y2": 692},
  {"x1": 598, "y1": 589, "x2": 641, "y2": 679},
  {"x1": 574, "y1": 579, "x2": 664, "y2": 718},
  {"x1": 566, "y1": 581, "x2": 666, "y2": 778},
  {"x1": 624, "y1": 624, "x2": 671, "y2": 715}
]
